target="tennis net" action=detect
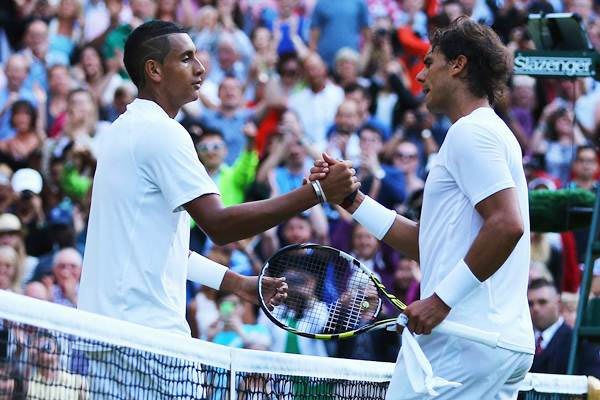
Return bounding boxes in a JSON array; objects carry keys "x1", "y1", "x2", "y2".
[{"x1": 0, "y1": 290, "x2": 595, "y2": 399}]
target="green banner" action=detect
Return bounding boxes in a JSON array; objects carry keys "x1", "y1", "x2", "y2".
[{"x1": 513, "y1": 50, "x2": 599, "y2": 78}]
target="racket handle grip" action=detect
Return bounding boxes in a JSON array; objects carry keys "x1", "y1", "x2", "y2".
[{"x1": 435, "y1": 320, "x2": 500, "y2": 348}]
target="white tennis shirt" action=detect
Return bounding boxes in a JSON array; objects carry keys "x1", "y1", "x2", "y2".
[
  {"x1": 420, "y1": 107, "x2": 534, "y2": 354},
  {"x1": 78, "y1": 99, "x2": 219, "y2": 336}
]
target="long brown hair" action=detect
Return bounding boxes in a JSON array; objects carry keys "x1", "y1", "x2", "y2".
[{"x1": 430, "y1": 16, "x2": 511, "y2": 105}]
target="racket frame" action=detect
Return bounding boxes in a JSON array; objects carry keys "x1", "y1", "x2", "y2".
[{"x1": 257, "y1": 243, "x2": 406, "y2": 340}]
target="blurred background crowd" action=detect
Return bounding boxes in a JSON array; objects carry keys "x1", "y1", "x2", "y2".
[{"x1": 1, "y1": 0, "x2": 600, "y2": 378}]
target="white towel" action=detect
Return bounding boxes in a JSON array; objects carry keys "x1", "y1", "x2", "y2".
[{"x1": 397, "y1": 314, "x2": 462, "y2": 397}]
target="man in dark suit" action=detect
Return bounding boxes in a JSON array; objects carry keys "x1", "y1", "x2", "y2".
[{"x1": 528, "y1": 278, "x2": 600, "y2": 377}]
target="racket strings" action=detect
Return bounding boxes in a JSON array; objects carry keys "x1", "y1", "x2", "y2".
[
  {"x1": 343, "y1": 271, "x2": 378, "y2": 331},
  {"x1": 264, "y1": 247, "x2": 381, "y2": 335},
  {"x1": 324, "y1": 299, "x2": 342, "y2": 332},
  {"x1": 346, "y1": 287, "x2": 367, "y2": 330}
]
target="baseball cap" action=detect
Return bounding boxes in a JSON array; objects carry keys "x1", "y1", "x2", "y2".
[
  {"x1": 11, "y1": 168, "x2": 43, "y2": 194},
  {"x1": 0, "y1": 213, "x2": 22, "y2": 233}
]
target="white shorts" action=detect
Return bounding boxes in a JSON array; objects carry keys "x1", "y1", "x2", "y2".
[
  {"x1": 85, "y1": 348, "x2": 211, "y2": 399},
  {"x1": 385, "y1": 331, "x2": 534, "y2": 400}
]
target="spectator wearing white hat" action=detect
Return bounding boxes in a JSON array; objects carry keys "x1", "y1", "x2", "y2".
[
  {"x1": 11, "y1": 168, "x2": 48, "y2": 257},
  {"x1": 12, "y1": 168, "x2": 44, "y2": 223},
  {"x1": 0, "y1": 213, "x2": 37, "y2": 287}
]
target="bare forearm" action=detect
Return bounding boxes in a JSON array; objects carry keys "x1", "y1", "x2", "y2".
[
  {"x1": 309, "y1": 29, "x2": 320, "y2": 52},
  {"x1": 197, "y1": 185, "x2": 319, "y2": 244},
  {"x1": 220, "y1": 269, "x2": 246, "y2": 292},
  {"x1": 384, "y1": 217, "x2": 420, "y2": 261},
  {"x1": 464, "y1": 217, "x2": 523, "y2": 281},
  {"x1": 255, "y1": 147, "x2": 285, "y2": 183},
  {"x1": 344, "y1": 191, "x2": 420, "y2": 260}
]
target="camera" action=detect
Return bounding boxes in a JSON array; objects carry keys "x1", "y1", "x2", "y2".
[{"x1": 20, "y1": 190, "x2": 34, "y2": 201}]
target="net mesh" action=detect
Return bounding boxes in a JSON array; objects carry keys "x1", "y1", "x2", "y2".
[{"x1": 0, "y1": 290, "x2": 591, "y2": 400}]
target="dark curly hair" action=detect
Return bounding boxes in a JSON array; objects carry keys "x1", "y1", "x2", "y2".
[
  {"x1": 430, "y1": 16, "x2": 511, "y2": 105},
  {"x1": 10, "y1": 100, "x2": 37, "y2": 132}
]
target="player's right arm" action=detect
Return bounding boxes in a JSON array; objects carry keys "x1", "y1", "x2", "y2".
[
  {"x1": 342, "y1": 190, "x2": 419, "y2": 262},
  {"x1": 184, "y1": 159, "x2": 359, "y2": 245}
]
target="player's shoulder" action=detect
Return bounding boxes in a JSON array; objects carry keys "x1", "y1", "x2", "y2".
[
  {"x1": 134, "y1": 111, "x2": 190, "y2": 143},
  {"x1": 125, "y1": 100, "x2": 187, "y2": 132},
  {"x1": 449, "y1": 108, "x2": 508, "y2": 142}
]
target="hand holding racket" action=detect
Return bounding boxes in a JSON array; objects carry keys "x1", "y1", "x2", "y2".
[
  {"x1": 257, "y1": 244, "x2": 500, "y2": 347},
  {"x1": 400, "y1": 292, "x2": 450, "y2": 335},
  {"x1": 237, "y1": 275, "x2": 287, "y2": 311}
]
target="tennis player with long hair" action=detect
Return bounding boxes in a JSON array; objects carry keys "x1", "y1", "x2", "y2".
[
  {"x1": 312, "y1": 18, "x2": 534, "y2": 398},
  {"x1": 77, "y1": 20, "x2": 359, "y2": 397}
]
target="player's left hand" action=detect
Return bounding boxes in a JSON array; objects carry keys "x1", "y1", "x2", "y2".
[
  {"x1": 239, "y1": 276, "x2": 287, "y2": 311},
  {"x1": 399, "y1": 293, "x2": 451, "y2": 335}
]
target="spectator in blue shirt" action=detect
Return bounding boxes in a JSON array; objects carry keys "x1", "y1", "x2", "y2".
[
  {"x1": 0, "y1": 54, "x2": 37, "y2": 140},
  {"x1": 200, "y1": 76, "x2": 253, "y2": 165},
  {"x1": 309, "y1": 0, "x2": 370, "y2": 68},
  {"x1": 355, "y1": 124, "x2": 405, "y2": 209},
  {"x1": 21, "y1": 19, "x2": 50, "y2": 93}
]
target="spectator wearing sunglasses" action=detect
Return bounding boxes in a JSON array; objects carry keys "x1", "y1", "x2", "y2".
[
  {"x1": 26, "y1": 331, "x2": 88, "y2": 399},
  {"x1": 391, "y1": 140, "x2": 424, "y2": 203},
  {"x1": 355, "y1": 125, "x2": 406, "y2": 210},
  {"x1": 195, "y1": 125, "x2": 258, "y2": 207}
]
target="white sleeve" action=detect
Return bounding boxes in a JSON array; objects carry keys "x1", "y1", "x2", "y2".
[
  {"x1": 139, "y1": 121, "x2": 219, "y2": 212},
  {"x1": 445, "y1": 123, "x2": 515, "y2": 207}
]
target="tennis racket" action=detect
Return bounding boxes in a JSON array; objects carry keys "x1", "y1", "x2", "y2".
[{"x1": 258, "y1": 243, "x2": 500, "y2": 348}]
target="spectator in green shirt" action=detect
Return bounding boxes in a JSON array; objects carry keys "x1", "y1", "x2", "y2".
[{"x1": 196, "y1": 123, "x2": 259, "y2": 206}]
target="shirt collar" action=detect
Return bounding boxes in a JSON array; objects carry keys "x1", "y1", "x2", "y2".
[
  {"x1": 535, "y1": 316, "x2": 564, "y2": 350},
  {"x1": 127, "y1": 98, "x2": 171, "y2": 119}
]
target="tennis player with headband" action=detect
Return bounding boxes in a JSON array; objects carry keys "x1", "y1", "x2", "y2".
[
  {"x1": 312, "y1": 17, "x2": 534, "y2": 399},
  {"x1": 77, "y1": 20, "x2": 359, "y2": 397}
]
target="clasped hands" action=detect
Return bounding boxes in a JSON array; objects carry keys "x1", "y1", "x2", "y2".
[{"x1": 307, "y1": 153, "x2": 360, "y2": 204}]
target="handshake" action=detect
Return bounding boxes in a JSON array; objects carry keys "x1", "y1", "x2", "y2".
[{"x1": 307, "y1": 153, "x2": 361, "y2": 207}]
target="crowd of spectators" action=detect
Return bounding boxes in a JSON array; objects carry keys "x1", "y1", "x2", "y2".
[{"x1": 1, "y1": 0, "x2": 600, "y2": 379}]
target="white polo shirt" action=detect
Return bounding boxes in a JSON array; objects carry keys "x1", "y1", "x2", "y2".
[
  {"x1": 288, "y1": 81, "x2": 344, "y2": 151},
  {"x1": 420, "y1": 107, "x2": 534, "y2": 354},
  {"x1": 78, "y1": 99, "x2": 219, "y2": 336}
]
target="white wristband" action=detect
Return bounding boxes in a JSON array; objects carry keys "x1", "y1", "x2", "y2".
[
  {"x1": 351, "y1": 195, "x2": 396, "y2": 240},
  {"x1": 187, "y1": 251, "x2": 228, "y2": 290},
  {"x1": 434, "y1": 259, "x2": 481, "y2": 309}
]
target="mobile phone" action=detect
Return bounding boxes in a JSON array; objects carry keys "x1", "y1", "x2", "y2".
[{"x1": 219, "y1": 300, "x2": 236, "y2": 318}]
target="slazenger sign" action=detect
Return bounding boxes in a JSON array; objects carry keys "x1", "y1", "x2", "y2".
[{"x1": 513, "y1": 51, "x2": 598, "y2": 77}]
